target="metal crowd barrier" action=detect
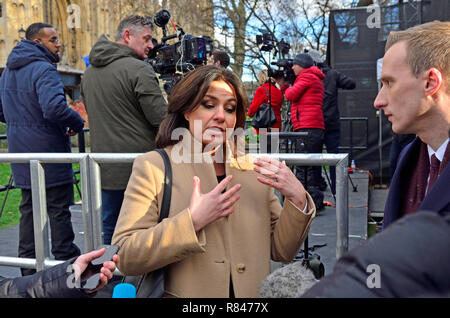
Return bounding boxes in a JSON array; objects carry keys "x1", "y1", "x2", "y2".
[
  {"x1": 0, "y1": 153, "x2": 137, "y2": 272},
  {"x1": 0, "y1": 152, "x2": 349, "y2": 272},
  {"x1": 339, "y1": 117, "x2": 369, "y2": 161}
]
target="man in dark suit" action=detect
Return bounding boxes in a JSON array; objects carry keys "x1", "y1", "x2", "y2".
[{"x1": 374, "y1": 21, "x2": 450, "y2": 229}]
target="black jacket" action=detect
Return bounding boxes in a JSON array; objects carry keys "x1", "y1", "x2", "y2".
[
  {"x1": 302, "y1": 212, "x2": 450, "y2": 297},
  {"x1": 319, "y1": 64, "x2": 356, "y2": 131},
  {"x1": 0, "y1": 258, "x2": 90, "y2": 298}
]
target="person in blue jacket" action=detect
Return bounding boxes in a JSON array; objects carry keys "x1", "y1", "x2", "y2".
[{"x1": 0, "y1": 23, "x2": 85, "y2": 276}]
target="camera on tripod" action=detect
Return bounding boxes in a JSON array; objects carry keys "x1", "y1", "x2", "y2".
[
  {"x1": 256, "y1": 32, "x2": 276, "y2": 52},
  {"x1": 270, "y1": 58, "x2": 296, "y2": 85},
  {"x1": 146, "y1": 10, "x2": 213, "y2": 94},
  {"x1": 257, "y1": 34, "x2": 296, "y2": 86}
]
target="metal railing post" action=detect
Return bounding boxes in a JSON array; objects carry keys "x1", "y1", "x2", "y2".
[
  {"x1": 255, "y1": 152, "x2": 350, "y2": 258},
  {"x1": 80, "y1": 155, "x2": 94, "y2": 252},
  {"x1": 89, "y1": 157, "x2": 103, "y2": 249},
  {"x1": 335, "y1": 156, "x2": 349, "y2": 259},
  {"x1": 30, "y1": 160, "x2": 50, "y2": 272}
]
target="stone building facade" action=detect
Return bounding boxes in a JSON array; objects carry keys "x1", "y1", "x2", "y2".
[{"x1": 0, "y1": 0, "x2": 214, "y2": 71}]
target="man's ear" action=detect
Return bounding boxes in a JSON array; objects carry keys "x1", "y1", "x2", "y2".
[
  {"x1": 122, "y1": 29, "x2": 132, "y2": 44},
  {"x1": 184, "y1": 113, "x2": 190, "y2": 122},
  {"x1": 425, "y1": 67, "x2": 443, "y2": 97}
]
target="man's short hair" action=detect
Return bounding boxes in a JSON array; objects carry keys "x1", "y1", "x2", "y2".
[
  {"x1": 212, "y1": 50, "x2": 230, "y2": 68},
  {"x1": 386, "y1": 21, "x2": 450, "y2": 91},
  {"x1": 25, "y1": 23, "x2": 54, "y2": 41},
  {"x1": 115, "y1": 15, "x2": 153, "y2": 41}
]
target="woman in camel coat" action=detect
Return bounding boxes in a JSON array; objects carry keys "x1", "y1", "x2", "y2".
[{"x1": 112, "y1": 65, "x2": 316, "y2": 298}]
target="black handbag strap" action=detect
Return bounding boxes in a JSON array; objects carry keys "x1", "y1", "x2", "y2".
[
  {"x1": 262, "y1": 85, "x2": 269, "y2": 101},
  {"x1": 120, "y1": 148, "x2": 172, "y2": 296},
  {"x1": 155, "y1": 148, "x2": 172, "y2": 222}
]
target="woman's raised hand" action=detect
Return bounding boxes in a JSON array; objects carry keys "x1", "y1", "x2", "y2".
[
  {"x1": 189, "y1": 175, "x2": 241, "y2": 232},
  {"x1": 253, "y1": 156, "x2": 307, "y2": 210}
]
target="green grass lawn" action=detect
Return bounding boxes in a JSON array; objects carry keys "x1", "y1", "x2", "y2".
[
  {"x1": 0, "y1": 163, "x2": 21, "y2": 230},
  {"x1": 0, "y1": 163, "x2": 82, "y2": 230},
  {"x1": 0, "y1": 122, "x2": 82, "y2": 229}
]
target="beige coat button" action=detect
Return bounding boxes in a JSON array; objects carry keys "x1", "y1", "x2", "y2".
[{"x1": 236, "y1": 263, "x2": 246, "y2": 273}]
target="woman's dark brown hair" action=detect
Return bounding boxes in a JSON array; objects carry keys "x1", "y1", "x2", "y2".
[{"x1": 156, "y1": 65, "x2": 248, "y2": 148}]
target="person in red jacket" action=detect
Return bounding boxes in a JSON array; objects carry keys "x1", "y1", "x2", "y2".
[
  {"x1": 248, "y1": 70, "x2": 283, "y2": 152},
  {"x1": 285, "y1": 53, "x2": 325, "y2": 210},
  {"x1": 248, "y1": 70, "x2": 283, "y2": 132}
]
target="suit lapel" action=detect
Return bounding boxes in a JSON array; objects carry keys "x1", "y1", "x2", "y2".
[
  {"x1": 383, "y1": 137, "x2": 420, "y2": 228},
  {"x1": 420, "y1": 154, "x2": 450, "y2": 215}
]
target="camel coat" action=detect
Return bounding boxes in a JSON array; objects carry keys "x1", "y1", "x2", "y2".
[{"x1": 112, "y1": 132, "x2": 316, "y2": 298}]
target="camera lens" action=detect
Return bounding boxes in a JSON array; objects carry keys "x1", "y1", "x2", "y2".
[{"x1": 154, "y1": 10, "x2": 171, "y2": 28}]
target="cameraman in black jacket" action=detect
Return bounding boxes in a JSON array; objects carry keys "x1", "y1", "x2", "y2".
[{"x1": 307, "y1": 50, "x2": 356, "y2": 194}]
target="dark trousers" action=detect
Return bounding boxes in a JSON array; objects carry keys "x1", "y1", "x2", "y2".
[
  {"x1": 295, "y1": 128, "x2": 324, "y2": 186},
  {"x1": 324, "y1": 128, "x2": 340, "y2": 194},
  {"x1": 18, "y1": 183, "x2": 80, "y2": 276},
  {"x1": 101, "y1": 189, "x2": 125, "y2": 245},
  {"x1": 295, "y1": 128, "x2": 325, "y2": 209}
]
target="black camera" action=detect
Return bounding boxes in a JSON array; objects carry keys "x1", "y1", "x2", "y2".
[
  {"x1": 149, "y1": 35, "x2": 213, "y2": 75},
  {"x1": 146, "y1": 10, "x2": 213, "y2": 94},
  {"x1": 255, "y1": 33, "x2": 295, "y2": 85},
  {"x1": 273, "y1": 58, "x2": 293, "y2": 69},
  {"x1": 256, "y1": 32, "x2": 276, "y2": 52},
  {"x1": 271, "y1": 59, "x2": 296, "y2": 85}
]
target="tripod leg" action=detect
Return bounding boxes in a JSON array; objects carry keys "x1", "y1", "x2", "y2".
[
  {"x1": 0, "y1": 176, "x2": 14, "y2": 219},
  {"x1": 73, "y1": 170, "x2": 82, "y2": 200},
  {"x1": 322, "y1": 166, "x2": 336, "y2": 203},
  {"x1": 348, "y1": 174, "x2": 358, "y2": 192},
  {"x1": 301, "y1": 235, "x2": 310, "y2": 268}
]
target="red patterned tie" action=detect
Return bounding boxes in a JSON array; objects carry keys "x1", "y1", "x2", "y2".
[{"x1": 427, "y1": 154, "x2": 441, "y2": 194}]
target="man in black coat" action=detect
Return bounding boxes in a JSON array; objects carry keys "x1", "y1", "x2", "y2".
[
  {"x1": 302, "y1": 212, "x2": 450, "y2": 297},
  {"x1": 307, "y1": 50, "x2": 356, "y2": 194},
  {"x1": 321, "y1": 63, "x2": 356, "y2": 194}
]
